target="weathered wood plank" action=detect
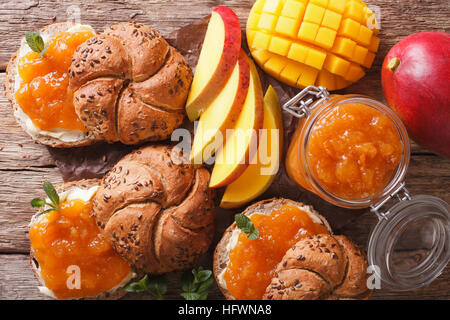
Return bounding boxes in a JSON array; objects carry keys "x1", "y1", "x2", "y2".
[
  {"x1": 0, "y1": 253, "x2": 448, "y2": 300},
  {"x1": 0, "y1": 167, "x2": 62, "y2": 252},
  {"x1": 0, "y1": 74, "x2": 55, "y2": 169}
]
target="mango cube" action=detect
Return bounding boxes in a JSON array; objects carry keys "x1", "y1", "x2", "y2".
[
  {"x1": 281, "y1": 0, "x2": 306, "y2": 20},
  {"x1": 317, "y1": 69, "x2": 336, "y2": 90},
  {"x1": 264, "y1": 55, "x2": 288, "y2": 77},
  {"x1": 345, "y1": 63, "x2": 365, "y2": 82},
  {"x1": 310, "y1": 0, "x2": 329, "y2": 7},
  {"x1": 252, "y1": 32, "x2": 272, "y2": 50},
  {"x1": 263, "y1": 0, "x2": 283, "y2": 15},
  {"x1": 297, "y1": 64, "x2": 319, "y2": 87},
  {"x1": 305, "y1": 47, "x2": 327, "y2": 69},
  {"x1": 322, "y1": 10, "x2": 342, "y2": 30},
  {"x1": 351, "y1": 45, "x2": 368, "y2": 65},
  {"x1": 288, "y1": 43, "x2": 309, "y2": 63},
  {"x1": 331, "y1": 36, "x2": 356, "y2": 59},
  {"x1": 324, "y1": 54, "x2": 350, "y2": 77},
  {"x1": 276, "y1": 16, "x2": 301, "y2": 38},
  {"x1": 280, "y1": 61, "x2": 303, "y2": 86},
  {"x1": 248, "y1": 0, "x2": 380, "y2": 90},
  {"x1": 252, "y1": 49, "x2": 273, "y2": 65},
  {"x1": 362, "y1": 51, "x2": 376, "y2": 68},
  {"x1": 298, "y1": 22, "x2": 319, "y2": 43},
  {"x1": 338, "y1": 18, "x2": 360, "y2": 40},
  {"x1": 345, "y1": 0, "x2": 365, "y2": 23},
  {"x1": 269, "y1": 36, "x2": 292, "y2": 56},
  {"x1": 253, "y1": 0, "x2": 266, "y2": 13},
  {"x1": 304, "y1": 3, "x2": 326, "y2": 24},
  {"x1": 315, "y1": 27, "x2": 337, "y2": 50},
  {"x1": 358, "y1": 25, "x2": 373, "y2": 46},
  {"x1": 368, "y1": 36, "x2": 380, "y2": 52},
  {"x1": 258, "y1": 13, "x2": 278, "y2": 31}
]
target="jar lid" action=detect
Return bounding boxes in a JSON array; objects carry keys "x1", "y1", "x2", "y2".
[{"x1": 368, "y1": 195, "x2": 450, "y2": 291}]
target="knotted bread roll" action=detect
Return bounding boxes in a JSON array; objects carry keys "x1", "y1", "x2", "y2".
[
  {"x1": 263, "y1": 234, "x2": 371, "y2": 300},
  {"x1": 91, "y1": 144, "x2": 216, "y2": 273},
  {"x1": 69, "y1": 22, "x2": 192, "y2": 144}
]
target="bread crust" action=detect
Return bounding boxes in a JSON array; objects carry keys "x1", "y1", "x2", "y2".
[
  {"x1": 213, "y1": 198, "x2": 332, "y2": 300},
  {"x1": 92, "y1": 144, "x2": 216, "y2": 274},
  {"x1": 29, "y1": 179, "x2": 133, "y2": 300},
  {"x1": 5, "y1": 22, "x2": 98, "y2": 148},
  {"x1": 69, "y1": 22, "x2": 192, "y2": 145}
]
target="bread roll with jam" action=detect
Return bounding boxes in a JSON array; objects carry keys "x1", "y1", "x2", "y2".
[
  {"x1": 213, "y1": 198, "x2": 371, "y2": 300},
  {"x1": 69, "y1": 22, "x2": 192, "y2": 144},
  {"x1": 29, "y1": 179, "x2": 136, "y2": 300},
  {"x1": 92, "y1": 144, "x2": 216, "y2": 273},
  {"x1": 5, "y1": 22, "x2": 98, "y2": 148}
]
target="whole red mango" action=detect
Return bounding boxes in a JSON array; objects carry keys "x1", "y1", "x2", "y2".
[{"x1": 382, "y1": 32, "x2": 450, "y2": 158}]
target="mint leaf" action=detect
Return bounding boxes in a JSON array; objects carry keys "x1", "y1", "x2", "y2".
[
  {"x1": 43, "y1": 181, "x2": 59, "y2": 207},
  {"x1": 25, "y1": 31, "x2": 45, "y2": 54},
  {"x1": 30, "y1": 198, "x2": 44, "y2": 209},
  {"x1": 35, "y1": 208, "x2": 57, "y2": 217},
  {"x1": 181, "y1": 269, "x2": 195, "y2": 292},
  {"x1": 39, "y1": 44, "x2": 49, "y2": 58},
  {"x1": 181, "y1": 267, "x2": 214, "y2": 300},
  {"x1": 247, "y1": 228, "x2": 259, "y2": 240},
  {"x1": 180, "y1": 292, "x2": 201, "y2": 300},
  {"x1": 147, "y1": 275, "x2": 167, "y2": 300},
  {"x1": 197, "y1": 276, "x2": 214, "y2": 300},
  {"x1": 195, "y1": 269, "x2": 212, "y2": 283},
  {"x1": 235, "y1": 214, "x2": 259, "y2": 239}
]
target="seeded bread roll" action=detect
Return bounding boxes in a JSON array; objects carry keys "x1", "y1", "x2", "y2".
[
  {"x1": 5, "y1": 22, "x2": 98, "y2": 148},
  {"x1": 29, "y1": 179, "x2": 135, "y2": 300},
  {"x1": 92, "y1": 144, "x2": 216, "y2": 273},
  {"x1": 263, "y1": 234, "x2": 371, "y2": 300},
  {"x1": 69, "y1": 22, "x2": 192, "y2": 144}
]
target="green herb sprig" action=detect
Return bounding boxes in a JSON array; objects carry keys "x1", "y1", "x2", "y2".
[
  {"x1": 235, "y1": 213, "x2": 259, "y2": 240},
  {"x1": 124, "y1": 274, "x2": 167, "y2": 300},
  {"x1": 180, "y1": 267, "x2": 214, "y2": 300},
  {"x1": 31, "y1": 181, "x2": 60, "y2": 216},
  {"x1": 25, "y1": 31, "x2": 49, "y2": 57}
]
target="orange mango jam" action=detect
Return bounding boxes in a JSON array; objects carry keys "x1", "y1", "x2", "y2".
[
  {"x1": 29, "y1": 198, "x2": 131, "y2": 300},
  {"x1": 223, "y1": 205, "x2": 329, "y2": 300},
  {"x1": 307, "y1": 103, "x2": 402, "y2": 199},
  {"x1": 15, "y1": 30, "x2": 94, "y2": 131}
]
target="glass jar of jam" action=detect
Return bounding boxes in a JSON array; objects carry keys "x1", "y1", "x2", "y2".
[{"x1": 284, "y1": 86, "x2": 450, "y2": 291}]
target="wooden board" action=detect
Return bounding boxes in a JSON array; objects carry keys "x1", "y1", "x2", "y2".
[{"x1": 0, "y1": 0, "x2": 449, "y2": 300}]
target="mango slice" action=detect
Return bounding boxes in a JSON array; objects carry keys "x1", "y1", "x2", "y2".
[
  {"x1": 220, "y1": 86, "x2": 283, "y2": 208},
  {"x1": 247, "y1": 0, "x2": 380, "y2": 90}
]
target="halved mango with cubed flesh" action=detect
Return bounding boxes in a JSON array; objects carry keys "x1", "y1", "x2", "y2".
[
  {"x1": 209, "y1": 58, "x2": 264, "y2": 188},
  {"x1": 220, "y1": 85, "x2": 283, "y2": 208},
  {"x1": 247, "y1": 0, "x2": 380, "y2": 90},
  {"x1": 186, "y1": 6, "x2": 241, "y2": 121},
  {"x1": 190, "y1": 50, "x2": 250, "y2": 164}
]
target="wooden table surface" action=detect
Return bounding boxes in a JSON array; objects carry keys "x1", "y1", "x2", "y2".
[{"x1": 0, "y1": 0, "x2": 449, "y2": 300}]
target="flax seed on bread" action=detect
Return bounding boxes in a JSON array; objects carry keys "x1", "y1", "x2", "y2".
[
  {"x1": 70, "y1": 22, "x2": 192, "y2": 144},
  {"x1": 91, "y1": 144, "x2": 216, "y2": 274}
]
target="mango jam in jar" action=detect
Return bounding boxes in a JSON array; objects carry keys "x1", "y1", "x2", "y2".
[
  {"x1": 284, "y1": 87, "x2": 450, "y2": 292},
  {"x1": 285, "y1": 88, "x2": 410, "y2": 208}
]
